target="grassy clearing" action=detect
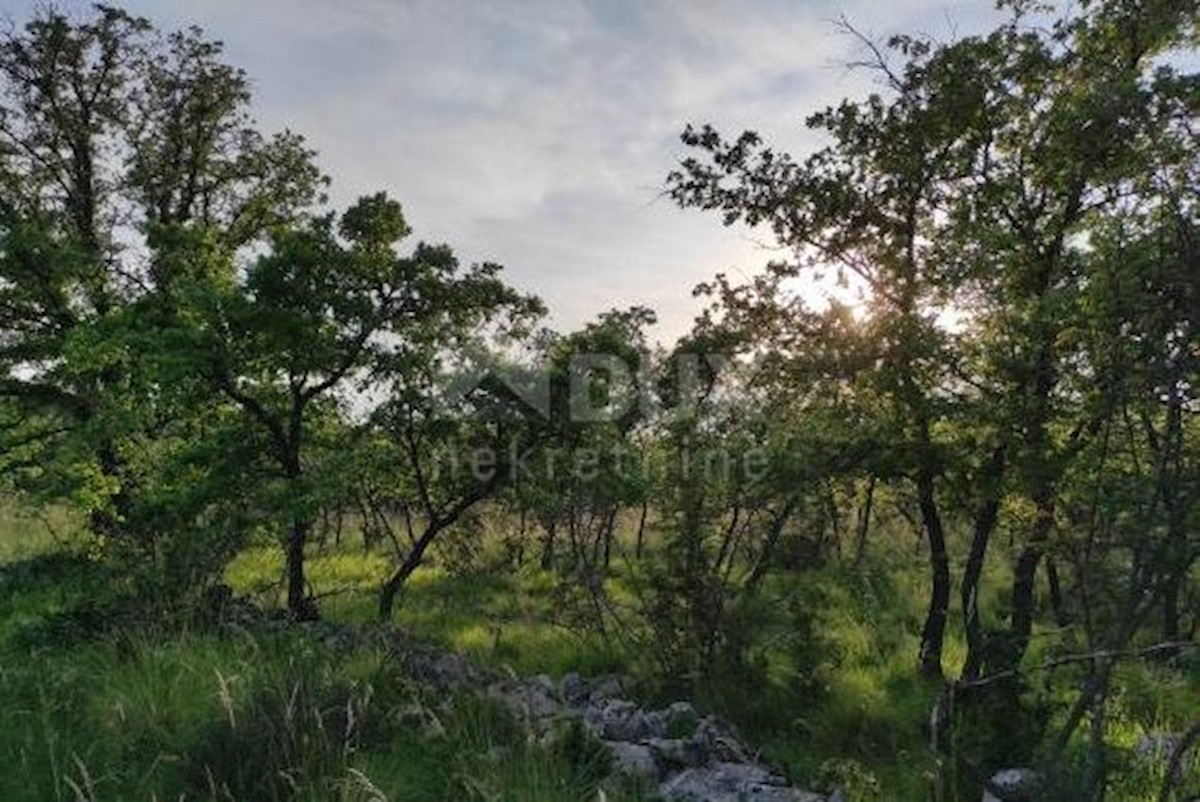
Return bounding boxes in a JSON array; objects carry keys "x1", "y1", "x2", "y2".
[
  {"x1": 1, "y1": 510, "x2": 1195, "y2": 800},
  {"x1": 0, "y1": 520, "x2": 649, "y2": 802},
  {"x1": 0, "y1": 501, "x2": 81, "y2": 563},
  {"x1": 220, "y1": 527, "x2": 1199, "y2": 800}
]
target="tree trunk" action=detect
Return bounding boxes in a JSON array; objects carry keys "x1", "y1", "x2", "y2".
[
  {"x1": 962, "y1": 447, "x2": 1005, "y2": 681},
  {"x1": 1005, "y1": 493, "x2": 1055, "y2": 671},
  {"x1": 89, "y1": 438, "x2": 131, "y2": 538},
  {"x1": 602, "y1": 508, "x2": 616, "y2": 571},
  {"x1": 541, "y1": 521, "x2": 557, "y2": 570},
  {"x1": 286, "y1": 515, "x2": 318, "y2": 620},
  {"x1": 379, "y1": 549, "x2": 423, "y2": 620},
  {"x1": 380, "y1": 516, "x2": 456, "y2": 619},
  {"x1": 917, "y1": 470, "x2": 949, "y2": 679},
  {"x1": 1002, "y1": 324, "x2": 1059, "y2": 673},
  {"x1": 852, "y1": 476, "x2": 876, "y2": 568},
  {"x1": 1162, "y1": 575, "x2": 1180, "y2": 644},
  {"x1": 746, "y1": 496, "x2": 799, "y2": 594},
  {"x1": 635, "y1": 500, "x2": 648, "y2": 559},
  {"x1": 1047, "y1": 558, "x2": 1070, "y2": 629},
  {"x1": 283, "y1": 435, "x2": 317, "y2": 621},
  {"x1": 823, "y1": 480, "x2": 842, "y2": 560}
]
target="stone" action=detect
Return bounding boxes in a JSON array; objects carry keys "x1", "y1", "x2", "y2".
[
  {"x1": 606, "y1": 741, "x2": 660, "y2": 780},
  {"x1": 646, "y1": 736, "x2": 708, "y2": 768},
  {"x1": 430, "y1": 652, "x2": 473, "y2": 685},
  {"x1": 562, "y1": 672, "x2": 589, "y2": 705},
  {"x1": 692, "y1": 717, "x2": 752, "y2": 763},
  {"x1": 531, "y1": 673, "x2": 559, "y2": 701},
  {"x1": 585, "y1": 698, "x2": 639, "y2": 740},
  {"x1": 249, "y1": 616, "x2": 832, "y2": 802},
  {"x1": 666, "y1": 701, "x2": 699, "y2": 731},
  {"x1": 742, "y1": 787, "x2": 826, "y2": 802},
  {"x1": 1136, "y1": 732, "x2": 1189, "y2": 785},
  {"x1": 1136, "y1": 732, "x2": 1182, "y2": 760},
  {"x1": 659, "y1": 763, "x2": 770, "y2": 802},
  {"x1": 981, "y1": 768, "x2": 1038, "y2": 802},
  {"x1": 627, "y1": 709, "x2": 667, "y2": 740},
  {"x1": 658, "y1": 762, "x2": 822, "y2": 802},
  {"x1": 293, "y1": 620, "x2": 359, "y2": 653},
  {"x1": 496, "y1": 683, "x2": 560, "y2": 721}
]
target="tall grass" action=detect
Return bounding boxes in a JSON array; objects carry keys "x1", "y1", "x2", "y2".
[
  {"x1": 3, "y1": 503, "x2": 1195, "y2": 801},
  {"x1": 0, "y1": 534, "x2": 648, "y2": 801}
]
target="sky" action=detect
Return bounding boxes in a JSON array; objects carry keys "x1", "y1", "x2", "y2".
[{"x1": 7, "y1": 0, "x2": 1003, "y2": 343}]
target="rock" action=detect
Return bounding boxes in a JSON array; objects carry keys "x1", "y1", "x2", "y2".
[
  {"x1": 585, "y1": 698, "x2": 639, "y2": 740},
  {"x1": 562, "y1": 672, "x2": 589, "y2": 705},
  {"x1": 1136, "y1": 732, "x2": 1189, "y2": 785},
  {"x1": 692, "y1": 717, "x2": 752, "y2": 763},
  {"x1": 207, "y1": 586, "x2": 267, "y2": 629},
  {"x1": 743, "y1": 788, "x2": 826, "y2": 802},
  {"x1": 666, "y1": 701, "x2": 699, "y2": 732},
  {"x1": 659, "y1": 762, "x2": 774, "y2": 802},
  {"x1": 646, "y1": 736, "x2": 708, "y2": 768},
  {"x1": 254, "y1": 616, "x2": 829, "y2": 802},
  {"x1": 1136, "y1": 732, "x2": 1182, "y2": 760},
  {"x1": 531, "y1": 673, "x2": 560, "y2": 701},
  {"x1": 290, "y1": 620, "x2": 359, "y2": 652},
  {"x1": 428, "y1": 652, "x2": 474, "y2": 686},
  {"x1": 631, "y1": 709, "x2": 668, "y2": 740},
  {"x1": 981, "y1": 768, "x2": 1038, "y2": 802},
  {"x1": 606, "y1": 741, "x2": 660, "y2": 780},
  {"x1": 659, "y1": 762, "x2": 823, "y2": 802},
  {"x1": 493, "y1": 682, "x2": 560, "y2": 721}
]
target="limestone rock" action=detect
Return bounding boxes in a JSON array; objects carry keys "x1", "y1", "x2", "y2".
[
  {"x1": 1136, "y1": 732, "x2": 1182, "y2": 761},
  {"x1": 562, "y1": 672, "x2": 589, "y2": 706},
  {"x1": 666, "y1": 701, "x2": 699, "y2": 733},
  {"x1": 659, "y1": 762, "x2": 823, "y2": 802},
  {"x1": 692, "y1": 717, "x2": 753, "y2": 763},
  {"x1": 492, "y1": 682, "x2": 560, "y2": 721},
  {"x1": 585, "y1": 698, "x2": 639, "y2": 739},
  {"x1": 646, "y1": 736, "x2": 708, "y2": 768},
  {"x1": 606, "y1": 740, "x2": 660, "y2": 780},
  {"x1": 981, "y1": 768, "x2": 1038, "y2": 802}
]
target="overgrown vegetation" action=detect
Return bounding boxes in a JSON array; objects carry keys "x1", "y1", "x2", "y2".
[{"x1": 0, "y1": 1, "x2": 1197, "y2": 800}]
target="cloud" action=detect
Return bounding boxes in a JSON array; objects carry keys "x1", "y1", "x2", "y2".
[{"x1": 4, "y1": 0, "x2": 1004, "y2": 343}]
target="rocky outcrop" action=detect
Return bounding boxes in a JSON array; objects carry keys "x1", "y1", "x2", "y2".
[
  {"x1": 212, "y1": 594, "x2": 831, "y2": 801},
  {"x1": 481, "y1": 671, "x2": 828, "y2": 801},
  {"x1": 659, "y1": 763, "x2": 826, "y2": 801}
]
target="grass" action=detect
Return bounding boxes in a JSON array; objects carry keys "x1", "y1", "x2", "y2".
[
  {"x1": 2, "y1": 507, "x2": 1196, "y2": 801},
  {"x1": 220, "y1": 523, "x2": 1198, "y2": 801},
  {"x1": 0, "y1": 514, "x2": 649, "y2": 802},
  {"x1": 226, "y1": 544, "x2": 629, "y2": 677},
  {"x1": 0, "y1": 500, "x2": 80, "y2": 562},
  {"x1": 0, "y1": 623, "x2": 647, "y2": 801}
]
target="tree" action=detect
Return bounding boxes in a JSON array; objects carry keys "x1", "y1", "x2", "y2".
[
  {"x1": 369, "y1": 313, "x2": 547, "y2": 620},
  {"x1": 667, "y1": 42, "x2": 962, "y2": 677},
  {"x1": 0, "y1": 5, "x2": 324, "y2": 541},
  {"x1": 177, "y1": 193, "x2": 540, "y2": 619},
  {"x1": 667, "y1": 0, "x2": 1197, "y2": 792}
]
